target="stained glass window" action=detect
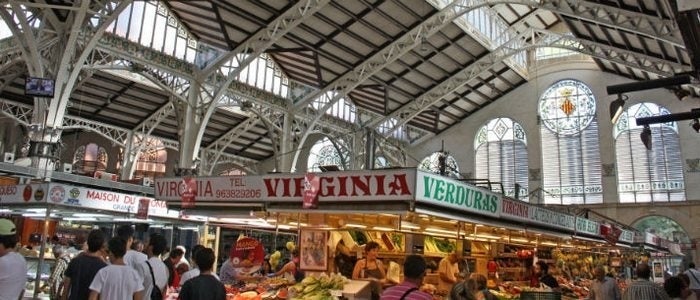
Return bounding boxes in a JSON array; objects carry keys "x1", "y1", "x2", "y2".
[
  {"x1": 307, "y1": 137, "x2": 346, "y2": 172},
  {"x1": 538, "y1": 79, "x2": 602, "y2": 204},
  {"x1": 474, "y1": 117, "x2": 529, "y2": 200},
  {"x1": 613, "y1": 102, "x2": 685, "y2": 202},
  {"x1": 418, "y1": 152, "x2": 460, "y2": 179},
  {"x1": 134, "y1": 137, "x2": 167, "y2": 180},
  {"x1": 72, "y1": 143, "x2": 108, "y2": 175}
]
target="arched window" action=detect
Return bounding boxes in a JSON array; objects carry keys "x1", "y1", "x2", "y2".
[
  {"x1": 307, "y1": 137, "x2": 346, "y2": 172},
  {"x1": 538, "y1": 79, "x2": 602, "y2": 204},
  {"x1": 134, "y1": 138, "x2": 167, "y2": 180},
  {"x1": 418, "y1": 152, "x2": 460, "y2": 179},
  {"x1": 474, "y1": 117, "x2": 528, "y2": 200},
  {"x1": 613, "y1": 102, "x2": 685, "y2": 202},
  {"x1": 72, "y1": 143, "x2": 108, "y2": 175}
]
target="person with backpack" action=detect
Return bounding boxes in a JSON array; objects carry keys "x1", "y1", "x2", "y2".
[{"x1": 137, "y1": 233, "x2": 168, "y2": 300}]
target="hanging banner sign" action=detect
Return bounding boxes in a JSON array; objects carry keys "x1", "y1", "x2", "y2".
[
  {"x1": 136, "y1": 198, "x2": 150, "y2": 219},
  {"x1": 575, "y1": 217, "x2": 600, "y2": 236},
  {"x1": 155, "y1": 169, "x2": 415, "y2": 202},
  {"x1": 0, "y1": 184, "x2": 48, "y2": 204},
  {"x1": 181, "y1": 176, "x2": 197, "y2": 208},
  {"x1": 415, "y1": 171, "x2": 501, "y2": 218},
  {"x1": 302, "y1": 173, "x2": 320, "y2": 209},
  {"x1": 46, "y1": 183, "x2": 178, "y2": 218},
  {"x1": 619, "y1": 229, "x2": 635, "y2": 244},
  {"x1": 500, "y1": 198, "x2": 530, "y2": 222},
  {"x1": 600, "y1": 224, "x2": 622, "y2": 245},
  {"x1": 529, "y1": 206, "x2": 576, "y2": 231},
  {"x1": 229, "y1": 237, "x2": 265, "y2": 275}
]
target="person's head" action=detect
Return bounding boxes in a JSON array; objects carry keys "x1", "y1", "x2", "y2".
[
  {"x1": 636, "y1": 263, "x2": 652, "y2": 280},
  {"x1": 131, "y1": 239, "x2": 144, "y2": 252},
  {"x1": 146, "y1": 233, "x2": 167, "y2": 257},
  {"x1": 450, "y1": 279, "x2": 477, "y2": 300},
  {"x1": 116, "y1": 224, "x2": 135, "y2": 246},
  {"x1": 52, "y1": 245, "x2": 66, "y2": 258},
  {"x1": 194, "y1": 248, "x2": 216, "y2": 272},
  {"x1": 594, "y1": 265, "x2": 606, "y2": 281},
  {"x1": 679, "y1": 273, "x2": 691, "y2": 288},
  {"x1": 664, "y1": 276, "x2": 684, "y2": 298},
  {"x1": 690, "y1": 262, "x2": 696, "y2": 269},
  {"x1": 0, "y1": 218, "x2": 18, "y2": 256},
  {"x1": 449, "y1": 251, "x2": 463, "y2": 263},
  {"x1": 403, "y1": 255, "x2": 427, "y2": 282},
  {"x1": 87, "y1": 229, "x2": 107, "y2": 253},
  {"x1": 175, "y1": 245, "x2": 186, "y2": 256},
  {"x1": 176, "y1": 262, "x2": 189, "y2": 274},
  {"x1": 365, "y1": 241, "x2": 380, "y2": 258},
  {"x1": 535, "y1": 261, "x2": 549, "y2": 275},
  {"x1": 191, "y1": 244, "x2": 205, "y2": 258},
  {"x1": 107, "y1": 237, "x2": 127, "y2": 259},
  {"x1": 169, "y1": 247, "x2": 184, "y2": 261}
]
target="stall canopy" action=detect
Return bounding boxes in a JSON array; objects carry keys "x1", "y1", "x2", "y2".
[{"x1": 154, "y1": 169, "x2": 639, "y2": 245}]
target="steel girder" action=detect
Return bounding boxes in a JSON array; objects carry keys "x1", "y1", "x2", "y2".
[
  {"x1": 0, "y1": 99, "x2": 33, "y2": 126},
  {"x1": 539, "y1": 0, "x2": 683, "y2": 47},
  {"x1": 370, "y1": 28, "x2": 693, "y2": 137}
]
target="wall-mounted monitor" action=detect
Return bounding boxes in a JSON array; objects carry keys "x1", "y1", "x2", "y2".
[{"x1": 25, "y1": 77, "x2": 55, "y2": 97}]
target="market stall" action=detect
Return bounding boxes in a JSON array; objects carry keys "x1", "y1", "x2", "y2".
[{"x1": 154, "y1": 168, "x2": 643, "y2": 300}]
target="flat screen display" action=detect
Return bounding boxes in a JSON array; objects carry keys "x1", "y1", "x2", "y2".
[{"x1": 25, "y1": 77, "x2": 55, "y2": 97}]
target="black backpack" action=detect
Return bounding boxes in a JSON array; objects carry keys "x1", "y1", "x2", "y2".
[{"x1": 146, "y1": 261, "x2": 164, "y2": 300}]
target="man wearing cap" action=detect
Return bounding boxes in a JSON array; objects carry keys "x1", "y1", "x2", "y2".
[{"x1": 0, "y1": 218, "x2": 28, "y2": 300}]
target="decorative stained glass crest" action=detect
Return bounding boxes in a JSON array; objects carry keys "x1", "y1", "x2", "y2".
[{"x1": 538, "y1": 79, "x2": 596, "y2": 136}]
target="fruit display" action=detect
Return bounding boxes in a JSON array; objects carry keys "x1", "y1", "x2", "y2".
[
  {"x1": 289, "y1": 273, "x2": 348, "y2": 300},
  {"x1": 269, "y1": 251, "x2": 282, "y2": 270}
]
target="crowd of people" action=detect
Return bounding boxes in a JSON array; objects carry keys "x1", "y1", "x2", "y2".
[{"x1": 0, "y1": 219, "x2": 229, "y2": 300}]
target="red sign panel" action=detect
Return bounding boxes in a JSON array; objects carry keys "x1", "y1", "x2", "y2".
[
  {"x1": 181, "y1": 176, "x2": 197, "y2": 208},
  {"x1": 303, "y1": 173, "x2": 320, "y2": 209}
]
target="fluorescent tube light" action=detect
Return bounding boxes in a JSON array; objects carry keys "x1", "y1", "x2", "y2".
[
  {"x1": 425, "y1": 227, "x2": 457, "y2": 235},
  {"x1": 400, "y1": 222, "x2": 420, "y2": 230},
  {"x1": 64, "y1": 217, "x2": 97, "y2": 221},
  {"x1": 372, "y1": 226, "x2": 395, "y2": 231},
  {"x1": 345, "y1": 223, "x2": 367, "y2": 228},
  {"x1": 288, "y1": 222, "x2": 307, "y2": 227}
]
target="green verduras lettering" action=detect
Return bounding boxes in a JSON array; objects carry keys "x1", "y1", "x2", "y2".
[
  {"x1": 455, "y1": 186, "x2": 465, "y2": 205},
  {"x1": 434, "y1": 179, "x2": 446, "y2": 201},
  {"x1": 474, "y1": 190, "x2": 483, "y2": 209},
  {"x1": 464, "y1": 188, "x2": 473, "y2": 208},
  {"x1": 489, "y1": 196, "x2": 498, "y2": 212},
  {"x1": 422, "y1": 176, "x2": 433, "y2": 198},
  {"x1": 445, "y1": 182, "x2": 456, "y2": 204}
]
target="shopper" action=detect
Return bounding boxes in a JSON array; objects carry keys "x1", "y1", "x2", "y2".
[
  {"x1": 175, "y1": 245, "x2": 191, "y2": 268},
  {"x1": 471, "y1": 273, "x2": 496, "y2": 300},
  {"x1": 48, "y1": 245, "x2": 71, "y2": 300},
  {"x1": 449, "y1": 279, "x2": 477, "y2": 300},
  {"x1": 88, "y1": 237, "x2": 144, "y2": 300},
  {"x1": 353, "y1": 241, "x2": 387, "y2": 300},
  {"x1": 380, "y1": 254, "x2": 432, "y2": 300},
  {"x1": 534, "y1": 261, "x2": 560, "y2": 290},
  {"x1": 117, "y1": 224, "x2": 148, "y2": 269},
  {"x1": 136, "y1": 233, "x2": 168, "y2": 300},
  {"x1": 678, "y1": 274, "x2": 698, "y2": 300},
  {"x1": 438, "y1": 251, "x2": 462, "y2": 294},
  {"x1": 181, "y1": 245, "x2": 217, "y2": 286},
  {"x1": 62, "y1": 229, "x2": 108, "y2": 300},
  {"x1": 666, "y1": 276, "x2": 686, "y2": 300},
  {"x1": 179, "y1": 248, "x2": 226, "y2": 300},
  {"x1": 685, "y1": 263, "x2": 700, "y2": 295},
  {"x1": 589, "y1": 265, "x2": 621, "y2": 300},
  {"x1": 0, "y1": 218, "x2": 27, "y2": 300},
  {"x1": 622, "y1": 263, "x2": 670, "y2": 300},
  {"x1": 164, "y1": 247, "x2": 184, "y2": 288}
]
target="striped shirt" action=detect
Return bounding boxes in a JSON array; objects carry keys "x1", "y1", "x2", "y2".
[
  {"x1": 49, "y1": 255, "x2": 70, "y2": 299},
  {"x1": 622, "y1": 279, "x2": 670, "y2": 300},
  {"x1": 589, "y1": 276, "x2": 621, "y2": 300},
  {"x1": 381, "y1": 282, "x2": 433, "y2": 300}
]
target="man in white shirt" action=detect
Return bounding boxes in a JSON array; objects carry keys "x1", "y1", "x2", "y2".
[
  {"x1": 89, "y1": 237, "x2": 144, "y2": 300},
  {"x1": 437, "y1": 251, "x2": 462, "y2": 294},
  {"x1": 684, "y1": 262, "x2": 700, "y2": 295},
  {"x1": 117, "y1": 224, "x2": 148, "y2": 270},
  {"x1": 0, "y1": 218, "x2": 27, "y2": 300},
  {"x1": 137, "y1": 233, "x2": 169, "y2": 300}
]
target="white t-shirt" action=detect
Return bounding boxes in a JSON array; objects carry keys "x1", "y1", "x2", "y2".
[
  {"x1": 123, "y1": 250, "x2": 148, "y2": 269},
  {"x1": 89, "y1": 264, "x2": 144, "y2": 300},
  {"x1": 137, "y1": 257, "x2": 169, "y2": 299},
  {"x1": 0, "y1": 251, "x2": 27, "y2": 300}
]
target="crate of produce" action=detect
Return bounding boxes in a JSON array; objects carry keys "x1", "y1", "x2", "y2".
[{"x1": 519, "y1": 291, "x2": 561, "y2": 300}]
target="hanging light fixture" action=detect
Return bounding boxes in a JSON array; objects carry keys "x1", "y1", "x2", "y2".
[
  {"x1": 609, "y1": 94, "x2": 628, "y2": 123},
  {"x1": 692, "y1": 119, "x2": 700, "y2": 133},
  {"x1": 640, "y1": 125, "x2": 652, "y2": 150}
]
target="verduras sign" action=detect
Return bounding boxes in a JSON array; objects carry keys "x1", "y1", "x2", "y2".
[{"x1": 415, "y1": 171, "x2": 500, "y2": 217}]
